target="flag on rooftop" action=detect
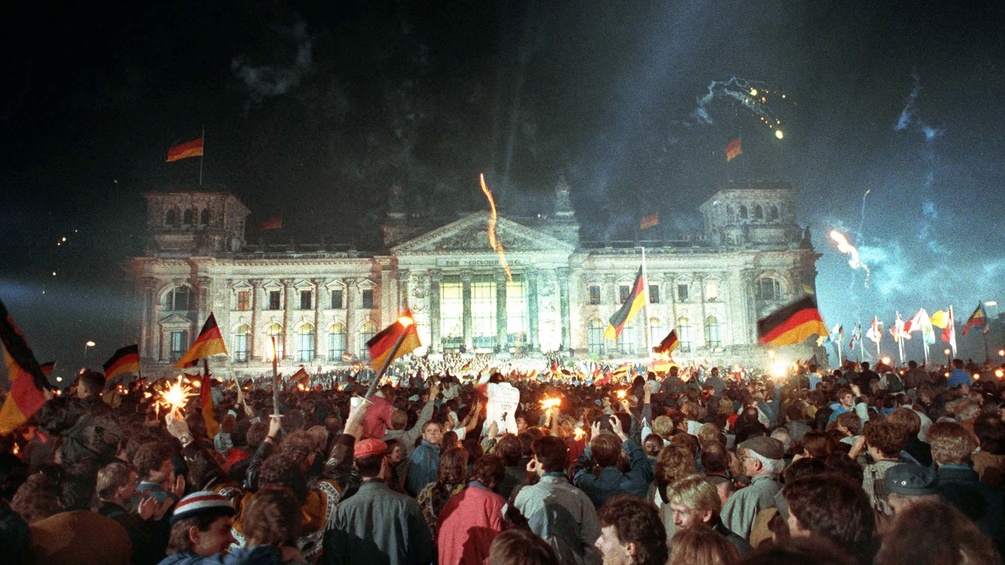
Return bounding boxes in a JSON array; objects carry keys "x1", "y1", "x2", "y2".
[
  {"x1": 640, "y1": 213, "x2": 659, "y2": 230},
  {"x1": 725, "y1": 138, "x2": 742, "y2": 162},
  {"x1": 166, "y1": 136, "x2": 204, "y2": 162},
  {"x1": 174, "y1": 313, "x2": 228, "y2": 368},
  {"x1": 0, "y1": 299, "x2": 50, "y2": 436},
  {"x1": 258, "y1": 215, "x2": 283, "y2": 232},
  {"x1": 756, "y1": 296, "x2": 828, "y2": 346},
  {"x1": 603, "y1": 266, "x2": 646, "y2": 340},
  {"x1": 366, "y1": 310, "x2": 421, "y2": 370}
]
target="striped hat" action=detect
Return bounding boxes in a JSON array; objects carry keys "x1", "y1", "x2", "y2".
[{"x1": 170, "y1": 491, "x2": 235, "y2": 525}]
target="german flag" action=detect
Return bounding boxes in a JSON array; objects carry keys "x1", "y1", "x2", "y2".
[
  {"x1": 366, "y1": 311, "x2": 421, "y2": 370},
  {"x1": 640, "y1": 213, "x2": 659, "y2": 230},
  {"x1": 258, "y1": 215, "x2": 283, "y2": 232},
  {"x1": 103, "y1": 344, "x2": 140, "y2": 381},
  {"x1": 757, "y1": 296, "x2": 829, "y2": 346},
  {"x1": 174, "y1": 313, "x2": 228, "y2": 368},
  {"x1": 725, "y1": 138, "x2": 742, "y2": 162},
  {"x1": 201, "y1": 373, "x2": 219, "y2": 439},
  {"x1": 38, "y1": 361, "x2": 55, "y2": 377},
  {"x1": 166, "y1": 136, "x2": 204, "y2": 162},
  {"x1": 604, "y1": 267, "x2": 646, "y2": 340},
  {"x1": 290, "y1": 366, "x2": 309, "y2": 386},
  {"x1": 0, "y1": 299, "x2": 50, "y2": 436},
  {"x1": 653, "y1": 329, "x2": 679, "y2": 355}
]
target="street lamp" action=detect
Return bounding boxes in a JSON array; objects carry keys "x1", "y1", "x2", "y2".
[{"x1": 83, "y1": 341, "x2": 95, "y2": 365}]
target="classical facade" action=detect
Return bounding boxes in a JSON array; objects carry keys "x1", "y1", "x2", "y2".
[{"x1": 125, "y1": 181, "x2": 819, "y2": 379}]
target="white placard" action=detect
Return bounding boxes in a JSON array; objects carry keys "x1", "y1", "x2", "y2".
[{"x1": 485, "y1": 382, "x2": 521, "y2": 434}]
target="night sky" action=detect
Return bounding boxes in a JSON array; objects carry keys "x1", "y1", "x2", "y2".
[{"x1": 3, "y1": 1, "x2": 1004, "y2": 374}]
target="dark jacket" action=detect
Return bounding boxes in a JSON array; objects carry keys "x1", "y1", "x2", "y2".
[
  {"x1": 937, "y1": 464, "x2": 1005, "y2": 555},
  {"x1": 572, "y1": 438, "x2": 653, "y2": 508}
]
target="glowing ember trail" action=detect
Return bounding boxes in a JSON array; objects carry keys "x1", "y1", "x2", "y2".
[
  {"x1": 829, "y1": 229, "x2": 871, "y2": 285},
  {"x1": 479, "y1": 173, "x2": 513, "y2": 282}
]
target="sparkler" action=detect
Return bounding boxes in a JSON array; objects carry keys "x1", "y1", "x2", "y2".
[
  {"x1": 829, "y1": 229, "x2": 871, "y2": 285},
  {"x1": 478, "y1": 173, "x2": 513, "y2": 282},
  {"x1": 573, "y1": 426, "x2": 586, "y2": 441},
  {"x1": 540, "y1": 397, "x2": 561, "y2": 410},
  {"x1": 155, "y1": 376, "x2": 194, "y2": 418},
  {"x1": 616, "y1": 390, "x2": 627, "y2": 400}
]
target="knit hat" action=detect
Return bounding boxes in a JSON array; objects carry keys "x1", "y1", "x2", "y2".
[
  {"x1": 354, "y1": 438, "x2": 388, "y2": 459},
  {"x1": 885, "y1": 463, "x2": 939, "y2": 496},
  {"x1": 170, "y1": 491, "x2": 235, "y2": 525},
  {"x1": 738, "y1": 436, "x2": 785, "y2": 460}
]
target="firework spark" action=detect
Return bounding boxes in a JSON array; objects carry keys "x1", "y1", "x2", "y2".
[
  {"x1": 830, "y1": 230, "x2": 871, "y2": 285},
  {"x1": 540, "y1": 397, "x2": 561, "y2": 410},
  {"x1": 692, "y1": 77, "x2": 789, "y2": 136},
  {"x1": 155, "y1": 376, "x2": 195, "y2": 417},
  {"x1": 479, "y1": 173, "x2": 513, "y2": 282}
]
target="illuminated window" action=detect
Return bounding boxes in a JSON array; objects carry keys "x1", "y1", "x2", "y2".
[
  {"x1": 617, "y1": 323, "x2": 637, "y2": 355},
  {"x1": 588, "y1": 318, "x2": 605, "y2": 355},
  {"x1": 236, "y1": 290, "x2": 251, "y2": 311},
  {"x1": 165, "y1": 287, "x2": 192, "y2": 311},
  {"x1": 359, "y1": 322, "x2": 376, "y2": 359},
  {"x1": 705, "y1": 316, "x2": 721, "y2": 348},
  {"x1": 169, "y1": 331, "x2": 188, "y2": 362},
  {"x1": 328, "y1": 324, "x2": 346, "y2": 361},
  {"x1": 361, "y1": 289, "x2": 375, "y2": 309},
  {"x1": 650, "y1": 317, "x2": 664, "y2": 347},
  {"x1": 440, "y1": 276, "x2": 463, "y2": 348},
  {"x1": 507, "y1": 275, "x2": 527, "y2": 347},
  {"x1": 705, "y1": 280, "x2": 718, "y2": 302},
  {"x1": 648, "y1": 284, "x2": 660, "y2": 304},
  {"x1": 233, "y1": 324, "x2": 250, "y2": 362},
  {"x1": 330, "y1": 289, "x2": 344, "y2": 309},
  {"x1": 268, "y1": 290, "x2": 281, "y2": 310},
  {"x1": 265, "y1": 323, "x2": 283, "y2": 360},
  {"x1": 471, "y1": 275, "x2": 496, "y2": 349},
  {"x1": 296, "y1": 324, "x2": 315, "y2": 362},
  {"x1": 588, "y1": 285, "x2": 601, "y2": 305},
  {"x1": 677, "y1": 284, "x2": 689, "y2": 302},
  {"x1": 677, "y1": 317, "x2": 693, "y2": 353},
  {"x1": 300, "y1": 290, "x2": 312, "y2": 310},
  {"x1": 757, "y1": 278, "x2": 780, "y2": 300}
]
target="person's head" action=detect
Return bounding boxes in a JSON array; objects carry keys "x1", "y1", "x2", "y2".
[
  {"x1": 863, "y1": 421, "x2": 907, "y2": 459},
  {"x1": 96, "y1": 461, "x2": 139, "y2": 506},
  {"x1": 696, "y1": 422, "x2": 724, "y2": 445},
  {"x1": 241, "y1": 487, "x2": 301, "y2": 548},
  {"x1": 530, "y1": 435, "x2": 568, "y2": 474},
  {"x1": 668, "y1": 527, "x2": 738, "y2": 565},
  {"x1": 595, "y1": 496, "x2": 668, "y2": 565},
  {"x1": 860, "y1": 362, "x2": 870, "y2": 371},
  {"x1": 834, "y1": 412, "x2": 862, "y2": 435},
  {"x1": 642, "y1": 433, "x2": 663, "y2": 457},
  {"x1": 952, "y1": 358, "x2": 964, "y2": 369},
  {"x1": 258, "y1": 453, "x2": 309, "y2": 504},
  {"x1": 877, "y1": 499, "x2": 999, "y2": 565},
  {"x1": 668, "y1": 474, "x2": 721, "y2": 529},
  {"x1": 422, "y1": 421, "x2": 443, "y2": 446},
  {"x1": 57, "y1": 462, "x2": 98, "y2": 511},
  {"x1": 167, "y1": 491, "x2": 236, "y2": 556},
  {"x1": 973, "y1": 412, "x2": 1005, "y2": 455},
  {"x1": 591, "y1": 432, "x2": 623, "y2": 468},
  {"x1": 437, "y1": 447, "x2": 469, "y2": 485},
  {"x1": 384, "y1": 438, "x2": 404, "y2": 465},
  {"x1": 738, "y1": 437, "x2": 785, "y2": 477},
  {"x1": 651, "y1": 415, "x2": 673, "y2": 439},
  {"x1": 353, "y1": 438, "x2": 389, "y2": 479},
  {"x1": 654, "y1": 444, "x2": 697, "y2": 499},
  {"x1": 133, "y1": 442, "x2": 175, "y2": 483},
  {"x1": 10, "y1": 472, "x2": 60, "y2": 524},
  {"x1": 886, "y1": 408, "x2": 922, "y2": 439},
  {"x1": 782, "y1": 473, "x2": 874, "y2": 559},
  {"x1": 495, "y1": 434, "x2": 523, "y2": 466},
  {"x1": 78, "y1": 370, "x2": 106, "y2": 398},
  {"x1": 801, "y1": 430, "x2": 835, "y2": 458},
  {"x1": 927, "y1": 421, "x2": 976, "y2": 466},
  {"x1": 884, "y1": 463, "x2": 940, "y2": 515},
  {"x1": 699, "y1": 441, "x2": 730, "y2": 476},
  {"x1": 835, "y1": 388, "x2": 854, "y2": 409},
  {"x1": 390, "y1": 410, "x2": 408, "y2": 431},
  {"x1": 469, "y1": 455, "x2": 506, "y2": 490},
  {"x1": 487, "y1": 528, "x2": 559, "y2": 565}
]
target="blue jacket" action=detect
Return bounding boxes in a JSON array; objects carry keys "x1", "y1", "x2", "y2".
[
  {"x1": 573, "y1": 438, "x2": 653, "y2": 508},
  {"x1": 405, "y1": 440, "x2": 440, "y2": 497}
]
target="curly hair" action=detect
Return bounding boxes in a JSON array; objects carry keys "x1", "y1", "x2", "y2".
[
  {"x1": 132, "y1": 442, "x2": 173, "y2": 479},
  {"x1": 654, "y1": 444, "x2": 696, "y2": 503},
  {"x1": 488, "y1": 528, "x2": 559, "y2": 565},
  {"x1": 242, "y1": 486, "x2": 302, "y2": 547},
  {"x1": 494, "y1": 434, "x2": 523, "y2": 466},
  {"x1": 927, "y1": 421, "x2": 975, "y2": 465},
  {"x1": 10, "y1": 473, "x2": 60, "y2": 524},
  {"x1": 437, "y1": 447, "x2": 469, "y2": 485},
  {"x1": 258, "y1": 453, "x2": 309, "y2": 504},
  {"x1": 469, "y1": 455, "x2": 506, "y2": 490},
  {"x1": 597, "y1": 495, "x2": 668, "y2": 565},
  {"x1": 783, "y1": 473, "x2": 874, "y2": 559},
  {"x1": 863, "y1": 421, "x2": 907, "y2": 458}
]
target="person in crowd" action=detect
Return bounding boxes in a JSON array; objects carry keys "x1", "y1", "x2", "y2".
[
  {"x1": 720, "y1": 437, "x2": 785, "y2": 541},
  {"x1": 946, "y1": 359, "x2": 972, "y2": 388},
  {"x1": 573, "y1": 416, "x2": 652, "y2": 508},
  {"x1": 669, "y1": 474, "x2": 750, "y2": 555},
  {"x1": 883, "y1": 463, "x2": 940, "y2": 516},
  {"x1": 416, "y1": 447, "x2": 468, "y2": 542},
  {"x1": 594, "y1": 495, "x2": 668, "y2": 565},
  {"x1": 513, "y1": 435, "x2": 601, "y2": 565},
  {"x1": 781, "y1": 473, "x2": 876, "y2": 564},
  {"x1": 972, "y1": 411, "x2": 1005, "y2": 487},
  {"x1": 96, "y1": 460, "x2": 172, "y2": 565},
  {"x1": 436, "y1": 454, "x2": 507, "y2": 565},
  {"x1": 228, "y1": 486, "x2": 307, "y2": 563},
  {"x1": 406, "y1": 421, "x2": 444, "y2": 497},
  {"x1": 875, "y1": 499, "x2": 1001, "y2": 565},
  {"x1": 848, "y1": 420, "x2": 907, "y2": 515},
  {"x1": 159, "y1": 491, "x2": 237, "y2": 565},
  {"x1": 668, "y1": 526, "x2": 739, "y2": 565},
  {"x1": 384, "y1": 381, "x2": 439, "y2": 485},
  {"x1": 486, "y1": 528, "x2": 559, "y2": 565},
  {"x1": 134, "y1": 442, "x2": 186, "y2": 508}
]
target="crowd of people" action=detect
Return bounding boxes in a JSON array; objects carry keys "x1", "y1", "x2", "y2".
[{"x1": 1, "y1": 354, "x2": 1004, "y2": 564}]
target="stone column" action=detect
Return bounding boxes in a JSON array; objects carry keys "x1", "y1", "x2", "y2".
[
  {"x1": 558, "y1": 268, "x2": 571, "y2": 351},
  {"x1": 665, "y1": 273, "x2": 678, "y2": 329},
  {"x1": 197, "y1": 276, "x2": 213, "y2": 323},
  {"x1": 312, "y1": 278, "x2": 323, "y2": 361},
  {"x1": 249, "y1": 279, "x2": 261, "y2": 360},
  {"x1": 282, "y1": 279, "x2": 295, "y2": 360},
  {"x1": 461, "y1": 273, "x2": 473, "y2": 351},
  {"x1": 527, "y1": 269, "x2": 539, "y2": 352},
  {"x1": 429, "y1": 270, "x2": 441, "y2": 353},
  {"x1": 496, "y1": 272, "x2": 508, "y2": 352},
  {"x1": 139, "y1": 277, "x2": 158, "y2": 359},
  {"x1": 398, "y1": 269, "x2": 410, "y2": 311},
  {"x1": 344, "y1": 278, "x2": 355, "y2": 357},
  {"x1": 698, "y1": 275, "x2": 708, "y2": 348}
]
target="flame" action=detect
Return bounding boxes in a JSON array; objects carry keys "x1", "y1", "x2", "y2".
[
  {"x1": 479, "y1": 174, "x2": 513, "y2": 282},
  {"x1": 573, "y1": 426, "x2": 586, "y2": 441},
  {"x1": 155, "y1": 376, "x2": 195, "y2": 417},
  {"x1": 397, "y1": 315, "x2": 414, "y2": 328},
  {"x1": 540, "y1": 397, "x2": 561, "y2": 410},
  {"x1": 829, "y1": 229, "x2": 871, "y2": 283},
  {"x1": 616, "y1": 390, "x2": 627, "y2": 400}
]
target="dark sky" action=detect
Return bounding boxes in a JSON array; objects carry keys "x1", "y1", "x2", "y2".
[{"x1": 2, "y1": 0, "x2": 1004, "y2": 372}]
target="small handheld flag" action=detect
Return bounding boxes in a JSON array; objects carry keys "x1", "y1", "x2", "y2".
[
  {"x1": 103, "y1": 344, "x2": 140, "y2": 381},
  {"x1": 0, "y1": 299, "x2": 50, "y2": 435},
  {"x1": 725, "y1": 138, "x2": 742, "y2": 162},
  {"x1": 174, "y1": 313, "x2": 228, "y2": 368},
  {"x1": 757, "y1": 296, "x2": 828, "y2": 347},
  {"x1": 366, "y1": 311, "x2": 421, "y2": 371},
  {"x1": 640, "y1": 213, "x2": 659, "y2": 230},
  {"x1": 653, "y1": 329, "x2": 679, "y2": 355}
]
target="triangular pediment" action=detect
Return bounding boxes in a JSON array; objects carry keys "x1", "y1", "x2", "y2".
[{"x1": 391, "y1": 212, "x2": 576, "y2": 255}]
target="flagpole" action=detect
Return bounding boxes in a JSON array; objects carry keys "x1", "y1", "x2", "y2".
[
  {"x1": 640, "y1": 247, "x2": 651, "y2": 356},
  {"x1": 365, "y1": 328, "x2": 412, "y2": 400},
  {"x1": 199, "y1": 126, "x2": 205, "y2": 187},
  {"x1": 858, "y1": 323, "x2": 864, "y2": 364},
  {"x1": 950, "y1": 305, "x2": 957, "y2": 357},
  {"x1": 271, "y1": 336, "x2": 280, "y2": 416},
  {"x1": 835, "y1": 336, "x2": 842, "y2": 367}
]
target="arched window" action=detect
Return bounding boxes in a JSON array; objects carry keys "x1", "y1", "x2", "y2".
[
  {"x1": 769, "y1": 206, "x2": 779, "y2": 221},
  {"x1": 233, "y1": 324, "x2": 251, "y2": 362},
  {"x1": 165, "y1": 209, "x2": 177, "y2": 227},
  {"x1": 726, "y1": 205, "x2": 735, "y2": 219},
  {"x1": 265, "y1": 323, "x2": 283, "y2": 360},
  {"x1": 164, "y1": 286, "x2": 192, "y2": 311},
  {"x1": 739, "y1": 205, "x2": 748, "y2": 219},
  {"x1": 754, "y1": 205, "x2": 764, "y2": 220},
  {"x1": 359, "y1": 321, "x2": 377, "y2": 360},
  {"x1": 757, "y1": 277, "x2": 781, "y2": 300},
  {"x1": 328, "y1": 323, "x2": 347, "y2": 361},
  {"x1": 617, "y1": 322, "x2": 637, "y2": 355},
  {"x1": 200, "y1": 209, "x2": 210, "y2": 225},
  {"x1": 649, "y1": 317, "x2": 664, "y2": 350},
  {"x1": 705, "y1": 316, "x2": 721, "y2": 348},
  {"x1": 677, "y1": 317, "x2": 693, "y2": 353},
  {"x1": 183, "y1": 209, "x2": 194, "y2": 225},
  {"x1": 587, "y1": 319, "x2": 605, "y2": 356},
  {"x1": 296, "y1": 323, "x2": 315, "y2": 362}
]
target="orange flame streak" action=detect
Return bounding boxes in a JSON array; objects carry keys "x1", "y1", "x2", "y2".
[{"x1": 479, "y1": 173, "x2": 513, "y2": 282}]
